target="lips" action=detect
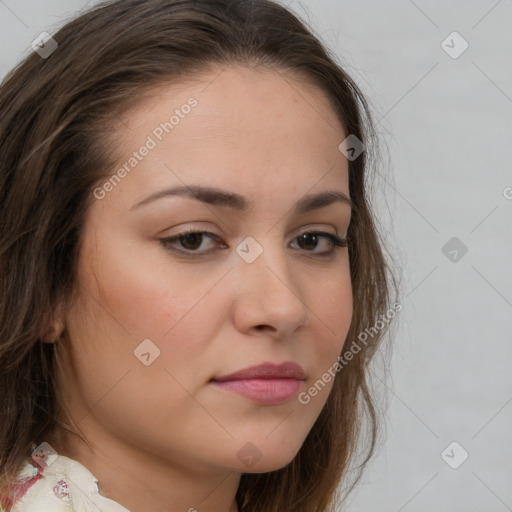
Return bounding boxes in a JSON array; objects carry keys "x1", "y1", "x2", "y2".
[
  {"x1": 210, "y1": 362, "x2": 306, "y2": 405},
  {"x1": 212, "y1": 362, "x2": 306, "y2": 382}
]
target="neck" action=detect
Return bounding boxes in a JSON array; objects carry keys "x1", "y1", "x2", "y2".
[{"x1": 46, "y1": 423, "x2": 241, "y2": 512}]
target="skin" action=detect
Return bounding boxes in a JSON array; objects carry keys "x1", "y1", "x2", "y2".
[{"x1": 47, "y1": 64, "x2": 353, "y2": 512}]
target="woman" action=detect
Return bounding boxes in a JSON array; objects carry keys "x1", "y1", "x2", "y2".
[{"x1": 0, "y1": 0, "x2": 399, "y2": 510}]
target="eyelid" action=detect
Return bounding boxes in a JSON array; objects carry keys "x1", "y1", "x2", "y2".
[{"x1": 162, "y1": 222, "x2": 344, "y2": 238}]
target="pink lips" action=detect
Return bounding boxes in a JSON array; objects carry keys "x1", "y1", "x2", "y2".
[{"x1": 210, "y1": 362, "x2": 306, "y2": 405}]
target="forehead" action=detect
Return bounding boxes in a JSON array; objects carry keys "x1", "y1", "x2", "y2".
[{"x1": 103, "y1": 64, "x2": 349, "y2": 210}]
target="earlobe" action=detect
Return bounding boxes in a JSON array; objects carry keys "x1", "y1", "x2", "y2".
[{"x1": 40, "y1": 302, "x2": 66, "y2": 343}]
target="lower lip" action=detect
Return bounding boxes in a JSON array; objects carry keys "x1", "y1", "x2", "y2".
[{"x1": 210, "y1": 378, "x2": 303, "y2": 404}]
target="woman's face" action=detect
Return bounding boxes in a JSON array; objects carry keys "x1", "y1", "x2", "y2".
[{"x1": 54, "y1": 64, "x2": 353, "y2": 476}]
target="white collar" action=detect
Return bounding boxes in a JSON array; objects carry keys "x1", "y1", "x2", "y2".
[{"x1": 12, "y1": 454, "x2": 131, "y2": 512}]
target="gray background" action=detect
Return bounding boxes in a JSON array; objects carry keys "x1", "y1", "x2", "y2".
[{"x1": 1, "y1": 1, "x2": 511, "y2": 510}]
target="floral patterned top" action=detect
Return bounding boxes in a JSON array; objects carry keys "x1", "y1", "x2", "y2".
[{"x1": 0, "y1": 451, "x2": 130, "y2": 512}]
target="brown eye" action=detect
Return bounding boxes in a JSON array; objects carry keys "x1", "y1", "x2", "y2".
[
  {"x1": 160, "y1": 230, "x2": 224, "y2": 255},
  {"x1": 297, "y1": 232, "x2": 320, "y2": 251},
  {"x1": 291, "y1": 231, "x2": 348, "y2": 256},
  {"x1": 178, "y1": 232, "x2": 204, "y2": 250}
]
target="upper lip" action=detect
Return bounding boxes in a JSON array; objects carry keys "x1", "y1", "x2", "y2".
[{"x1": 212, "y1": 362, "x2": 306, "y2": 382}]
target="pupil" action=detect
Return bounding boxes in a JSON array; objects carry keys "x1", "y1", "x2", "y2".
[
  {"x1": 300, "y1": 233, "x2": 317, "y2": 250},
  {"x1": 182, "y1": 233, "x2": 202, "y2": 250}
]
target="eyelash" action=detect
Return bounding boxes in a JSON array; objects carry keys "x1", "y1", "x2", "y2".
[{"x1": 160, "y1": 228, "x2": 349, "y2": 258}]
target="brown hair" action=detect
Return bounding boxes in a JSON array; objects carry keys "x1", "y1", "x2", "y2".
[{"x1": 0, "y1": 0, "x2": 399, "y2": 510}]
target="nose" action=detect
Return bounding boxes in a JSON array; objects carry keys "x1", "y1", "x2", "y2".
[{"x1": 230, "y1": 240, "x2": 309, "y2": 339}]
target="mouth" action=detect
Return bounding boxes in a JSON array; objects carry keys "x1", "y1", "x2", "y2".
[{"x1": 210, "y1": 362, "x2": 306, "y2": 405}]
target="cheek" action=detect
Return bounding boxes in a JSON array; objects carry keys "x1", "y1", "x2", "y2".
[
  {"x1": 303, "y1": 263, "x2": 352, "y2": 393},
  {"x1": 312, "y1": 260, "x2": 353, "y2": 345},
  {"x1": 320, "y1": 273, "x2": 352, "y2": 328},
  {"x1": 60, "y1": 248, "x2": 228, "y2": 449},
  {"x1": 78, "y1": 229, "x2": 221, "y2": 341},
  {"x1": 70, "y1": 230, "x2": 235, "y2": 389}
]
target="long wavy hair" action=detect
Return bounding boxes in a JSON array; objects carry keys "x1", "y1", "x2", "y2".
[{"x1": 0, "y1": 0, "x2": 400, "y2": 510}]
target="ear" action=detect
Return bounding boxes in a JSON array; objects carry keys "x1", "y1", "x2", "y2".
[{"x1": 40, "y1": 301, "x2": 66, "y2": 343}]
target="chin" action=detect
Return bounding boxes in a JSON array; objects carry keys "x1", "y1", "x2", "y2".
[{"x1": 225, "y1": 435, "x2": 305, "y2": 474}]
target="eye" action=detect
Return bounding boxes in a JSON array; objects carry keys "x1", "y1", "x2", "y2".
[
  {"x1": 290, "y1": 231, "x2": 348, "y2": 256},
  {"x1": 160, "y1": 228, "x2": 349, "y2": 257},
  {"x1": 160, "y1": 228, "x2": 224, "y2": 254}
]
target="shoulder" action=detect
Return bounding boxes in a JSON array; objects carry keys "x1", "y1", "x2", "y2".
[{"x1": 1, "y1": 454, "x2": 130, "y2": 512}]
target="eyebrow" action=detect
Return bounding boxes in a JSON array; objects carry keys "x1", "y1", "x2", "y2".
[{"x1": 130, "y1": 185, "x2": 354, "y2": 215}]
